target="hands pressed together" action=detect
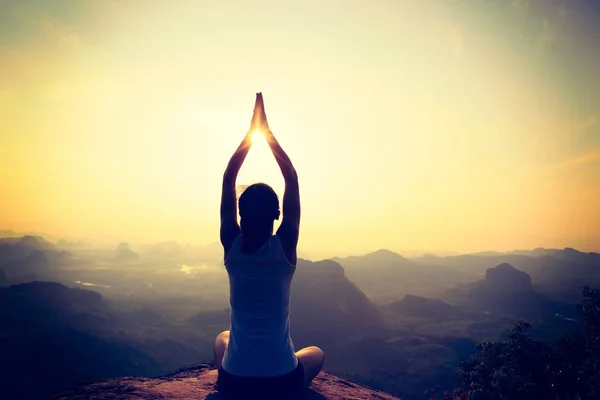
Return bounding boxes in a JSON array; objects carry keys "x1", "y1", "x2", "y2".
[
  {"x1": 220, "y1": 92, "x2": 300, "y2": 262},
  {"x1": 250, "y1": 92, "x2": 270, "y2": 135},
  {"x1": 227, "y1": 92, "x2": 296, "y2": 182}
]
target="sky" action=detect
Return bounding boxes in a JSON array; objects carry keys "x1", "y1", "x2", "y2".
[{"x1": 1, "y1": 0, "x2": 599, "y2": 259}]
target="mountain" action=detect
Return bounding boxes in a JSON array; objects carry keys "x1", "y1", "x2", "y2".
[
  {"x1": 414, "y1": 248, "x2": 600, "y2": 272},
  {"x1": 141, "y1": 241, "x2": 187, "y2": 258},
  {"x1": 56, "y1": 239, "x2": 92, "y2": 250},
  {"x1": 114, "y1": 242, "x2": 139, "y2": 262},
  {"x1": 332, "y1": 249, "x2": 474, "y2": 303},
  {"x1": 412, "y1": 253, "x2": 528, "y2": 274},
  {"x1": 518, "y1": 255, "x2": 600, "y2": 294},
  {"x1": 334, "y1": 249, "x2": 410, "y2": 265},
  {"x1": 0, "y1": 235, "x2": 56, "y2": 263},
  {"x1": 0, "y1": 281, "x2": 219, "y2": 398},
  {"x1": 509, "y1": 247, "x2": 600, "y2": 264},
  {"x1": 413, "y1": 248, "x2": 600, "y2": 301},
  {"x1": 53, "y1": 363, "x2": 401, "y2": 400},
  {"x1": 291, "y1": 259, "x2": 382, "y2": 347},
  {"x1": 483, "y1": 263, "x2": 534, "y2": 295},
  {"x1": 389, "y1": 294, "x2": 460, "y2": 320},
  {"x1": 187, "y1": 258, "x2": 382, "y2": 347},
  {"x1": 0, "y1": 282, "x2": 161, "y2": 400},
  {"x1": 449, "y1": 263, "x2": 550, "y2": 318},
  {"x1": 18, "y1": 235, "x2": 56, "y2": 250},
  {"x1": 3, "y1": 281, "x2": 106, "y2": 313},
  {"x1": 0, "y1": 236, "x2": 70, "y2": 284},
  {"x1": 1, "y1": 250, "x2": 57, "y2": 282}
]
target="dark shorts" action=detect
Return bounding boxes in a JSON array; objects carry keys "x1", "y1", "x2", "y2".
[{"x1": 216, "y1": 361, "x2": 304, "y2": 399}]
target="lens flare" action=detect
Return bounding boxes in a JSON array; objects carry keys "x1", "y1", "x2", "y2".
[{"x1": 251, "y1": 130, "x2": 266, "y2": 144}]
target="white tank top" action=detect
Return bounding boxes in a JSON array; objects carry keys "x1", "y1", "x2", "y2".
[{"x1": 221, "y1": 234, "x2": 298, "y2": 377}]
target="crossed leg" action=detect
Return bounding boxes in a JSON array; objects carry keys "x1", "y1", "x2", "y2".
[
  {"x1": 214, "y1": 330, "x2": 230, "y2": 370},
  {"x1": 295, "y1": 346, "x2": 325, "y2": 389},
  {"x1": 213, "y1": 330, "x2": 325, "y2": 389}
]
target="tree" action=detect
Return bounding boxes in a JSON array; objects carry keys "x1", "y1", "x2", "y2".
[
  {"x1": 553, "y1": 286, "x2": 600, "y2": 400},
  {"x1": 455, "y1": 321, "x2": 556, "y2": 400},
  {"x1": 445, "y1": 287, "x2": 600, "y2": 400}
]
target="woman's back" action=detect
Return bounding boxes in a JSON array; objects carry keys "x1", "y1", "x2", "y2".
[
  {"x1": 215, "y1": 93, "x2": 324, "y2": 394},
  {"x1": 222, "y1": 234, "x2": 298, "y2": 377}
]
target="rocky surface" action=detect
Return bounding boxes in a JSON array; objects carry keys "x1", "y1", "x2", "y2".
[{"x1": 54, "y1": 363, "x2": 400, "y2": 400}]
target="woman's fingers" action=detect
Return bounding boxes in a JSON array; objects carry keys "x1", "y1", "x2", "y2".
[
  {"x1": 250, "y1": 93, "x2": 261, "y2": 131},
  {"x1": 254, "y1": 93, "x2": 261, "y2": 112},
  {"x1": 249, "y1": 92, "x2": 270, "y2": 132},
  {"x1": 257, "y1": 92, "x2": 264, "y2": 110},
  {"x1": 257, "y1": 92, "x2": 270, "y2": 129}
]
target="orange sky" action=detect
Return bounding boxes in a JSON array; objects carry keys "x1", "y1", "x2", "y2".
[{"x1": 1, "y1": 0, "x2": 599, "y2": 259}]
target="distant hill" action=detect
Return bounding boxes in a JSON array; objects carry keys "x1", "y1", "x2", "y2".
[
  {"x1": 445, "y1": 263, "x2": 573, "y2": 320},
  {"x1": 483, "y1": 263, "x2": 534, "y2": 295},
  {"x1": 413, "y1": 248, "x2": 600, "y2": 301},
  {"x1": 333, "y1": 249, "x2": 410, "y2": 265},
  {"x1": 0, "y1": 236, "x2": 69, "y2": 283},
  {"x1": 389, "y1": 294, "x2": 460, "y2": 319},
  {"x1": 332, "y1": 249, "x2": 474, "y2": 303},
  {"x1": 56, "y1": 239, "x2": 92, "y2": 250},
  {"x1": 2, "y1": 250, "x2": 56, "y2": 282},
  {"x1": 0, "y1": 282, "x2": 161, "y2": 400},
  {"x1": 509, "y1": 247, "x2": 600, "y2": 263},
  {"x1": 291, "y1": 259, "x2": 382, "y2": 346},
  {"x1": 0, "y1": 230, "x2": 53, "y2": 240},
  {"x1": 114, "y1": 242, "x2": 139, "y2": 262},
  {"x1": 0, "y1": 235, "x2": 56, "y2": 263},
  {"x1": 141, "y1": 241, "x2": 187, "y2": 258},
  {"x1": 187, "y1": 258, "x2": 382, "y2": 347}
]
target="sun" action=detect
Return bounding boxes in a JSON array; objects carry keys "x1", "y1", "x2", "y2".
[
  {"x1": 251, "y1": 130, "x2": 266, "y2": 144},
  {"x1": 248, "y1": 129, "x2": 272, "y2": 161},
  {"x1": 237, "y1": 128, "x2": 281, "y2": 189}
]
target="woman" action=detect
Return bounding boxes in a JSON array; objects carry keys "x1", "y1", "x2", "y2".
[{"x1": 214, "y1": 93, "x2": 325, "y2": 398}]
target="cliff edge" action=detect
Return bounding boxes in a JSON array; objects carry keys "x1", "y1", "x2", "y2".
[{"x1": 54, "y1": 363, "x2": 400, "y2": 400}]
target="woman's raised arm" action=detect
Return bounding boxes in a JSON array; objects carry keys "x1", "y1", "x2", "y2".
[
  {"x1": 257, "y1": 93, "x2": 300, "y2": 264},
  {"x1": 220, "y1": 94, "x2": 261, "y2": 257}
]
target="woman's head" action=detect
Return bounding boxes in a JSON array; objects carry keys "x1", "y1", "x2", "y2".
[{"x1": 238, "y1": 183, "x2": 280, "y2": 234}]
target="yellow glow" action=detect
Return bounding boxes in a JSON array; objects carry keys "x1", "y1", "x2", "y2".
[
  {"x1": 245, "y1": 130, "x2": 276, "y2": 184},
  {"x1": 1, "y1": 1, "x2": 599, "y2": 258},
  {"x1": 250, "y1": 130, "x2": 265, "y2": 144},
  {"x1": 238, "y1": 129, "x2": 283, "y2": 198}
]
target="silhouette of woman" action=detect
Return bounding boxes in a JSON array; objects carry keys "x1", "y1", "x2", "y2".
[{"x1": 214, "y1": 93, "x2": 325, "y2": 398}]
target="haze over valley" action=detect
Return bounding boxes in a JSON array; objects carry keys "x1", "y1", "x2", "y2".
[{"x1": 2, "y1": 232, "x2": 597, "y2": 399}]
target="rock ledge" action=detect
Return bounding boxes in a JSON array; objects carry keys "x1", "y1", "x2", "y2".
[{"x1": 54, "y1": 363, "x2": 400, "y2": 400}]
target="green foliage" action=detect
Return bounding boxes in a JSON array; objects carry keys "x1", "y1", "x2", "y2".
[
  {"x1": 456, "y1": 321, "x2": 556, "y2": 400},
  {"x1": 552, "y1": 286, "x2": 600, "y2": 400},
  {"x1": 443, "y1": 286, "x2": 600, "y2": 400}
]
